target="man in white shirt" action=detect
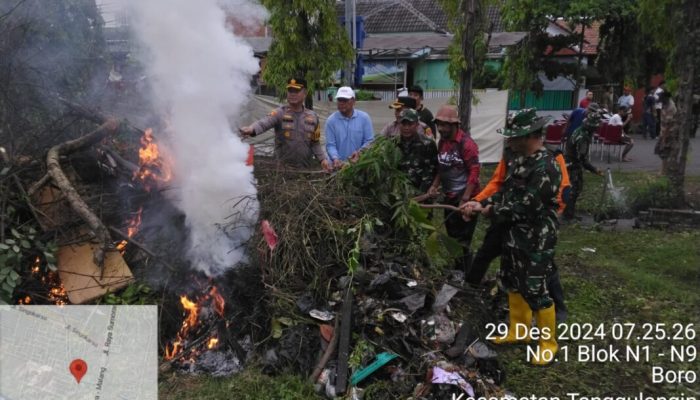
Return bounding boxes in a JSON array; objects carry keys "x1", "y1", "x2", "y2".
[
  {"x1": 607, "y1": 106, "x2": 634, "y2": 162},
  {"x1": 653, "y1": 81, "x2": 665, "y2": 138},
  {"x1": 617, "y1": 86, "x2": 634, "y2": 110}
]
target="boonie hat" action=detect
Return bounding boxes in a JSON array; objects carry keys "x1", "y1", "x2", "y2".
[{"x1": 498, "y1": 108, "x2": 550, "y2": 137}]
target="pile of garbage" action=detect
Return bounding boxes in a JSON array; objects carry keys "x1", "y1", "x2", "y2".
[{"x1": 247, "y1": 152, "x2": 510, "y2": 399}]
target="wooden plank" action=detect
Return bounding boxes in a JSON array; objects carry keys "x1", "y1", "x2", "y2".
[
  {"x1": 33, "y1": 185, "x2": 74, "y2": 231},
  {"x1": 57, "y1": 239, "x2": 134, "y2": 304},
  {"x1": 335, "y1": 288, "x2": 353, "y2": 396}
]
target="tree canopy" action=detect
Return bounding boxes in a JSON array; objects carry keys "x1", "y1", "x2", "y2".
[{"x1": 260, "y1": 0, "x2": 353, "y2": 96}]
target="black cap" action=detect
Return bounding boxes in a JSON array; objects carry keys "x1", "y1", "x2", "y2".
[
  {"x1": 408, "y1": 85, "x2": 424, "y2": 97},
  {"x1": 389, "y1": 96, "x2": 417, "y2": 109},
  {"x1": 287, "y1": 78, "x2": 307, "y2": 90}
]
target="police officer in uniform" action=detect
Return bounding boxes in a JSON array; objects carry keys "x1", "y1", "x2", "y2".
[
  {"x1": 240, "y1": 78, "x2": 330, "y2": 170},
  {"x1": 380, "y1": 96, "x2": 434, "y2": 139}
]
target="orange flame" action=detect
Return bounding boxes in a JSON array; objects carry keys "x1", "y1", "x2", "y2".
[
  {"x1": 210, "y1": 286, "x2": 225, "y2": 317},
  {"x1": 31, "y1": 257, "x2": 40, "y2": 275},
  {"x1": 163, "y1": 286, "x2": 226, "y2": 361},
  {"x1": 116, "y1": 207, "x2": 144, "y2": 254},
  {"x1": 44, "y1": 270, "x2": 68, "y2": 306},
  {"x1": 28, "y1": 257, "x2": 68, "y2": 305},
  {"x1": 133, "y1": 128, "x2": 172, "y2": 191}
]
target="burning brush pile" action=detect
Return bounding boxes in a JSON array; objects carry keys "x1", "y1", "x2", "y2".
[
  {"x1": 244, "y1": 139, "x2": 510, "y2": 398},
  {"x1": 3, "y1": 105, "x2": 510, "y2": 397}
]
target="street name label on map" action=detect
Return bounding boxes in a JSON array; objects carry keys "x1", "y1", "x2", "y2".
[{"x1": 0, "y1": 305, "x2": 157, "y2": 400}]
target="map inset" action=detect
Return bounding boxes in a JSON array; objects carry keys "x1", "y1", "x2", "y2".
[{"x1": 0, "y1": 305, "x2": 157, "y2": 400}]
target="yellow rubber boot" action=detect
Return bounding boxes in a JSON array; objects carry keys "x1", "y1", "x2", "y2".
[
  {"x1": 531, "y1": 305, "x2": 558, "y2": 366},
  {"x1": 492, "y1": 292, "x2": 532, "y2": 345}
]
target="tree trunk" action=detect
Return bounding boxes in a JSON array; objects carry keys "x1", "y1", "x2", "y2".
[
  {"x1": 663, "y1": 0, "x2": 698, "y2": 207},
  {"x1": 572, "y1": 20, "x2": 587, "y2": 107},
  {"x1": 459, "y1": 0, "x2": 480, "y2": 130}
]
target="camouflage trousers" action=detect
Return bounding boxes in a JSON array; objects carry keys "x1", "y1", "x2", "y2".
[
  {"x1": 564, "y1": 165, "x2": 583, "y2": 219},
  {"x1": 499, "y1": 246, "x2": 554, "y2": 310}
]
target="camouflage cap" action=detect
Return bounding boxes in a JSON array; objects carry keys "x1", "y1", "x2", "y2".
[
  {"x1": 498, "y1": 108, "x2": 550, "y2": 137},
  {"x1": 583, "y1": 113, "x2": 602, "y2": 128},
  {"x1": 399, "y1": 108, "x2": 419, "y2": 122},
  {"x1": 583, "y1": 102, "x2": 603, "y2": 128}
]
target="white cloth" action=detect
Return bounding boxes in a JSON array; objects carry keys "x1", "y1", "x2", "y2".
[
  {"x1": 654, "y1": 87, "x2": 664, "y2": 110},
  {"x1": 618, "y1": 94, "x2": 634, "y2": 109},
  {"x1": 608, "y1": 114, "x2": 623, "y2": 126}
]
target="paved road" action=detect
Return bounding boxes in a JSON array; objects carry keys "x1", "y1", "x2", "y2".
[{"x1": 583, "y1": 132, "x2": 699, "y2": 175}]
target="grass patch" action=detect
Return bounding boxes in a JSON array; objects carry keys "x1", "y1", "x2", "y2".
[
  {"x1": 493, "y1": 225, "x2": 700, "y2": 396},
  {"x1": 159, "y1": 368, "x2": 322, "y2": 400}
]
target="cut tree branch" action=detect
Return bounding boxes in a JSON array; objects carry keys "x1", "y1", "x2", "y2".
[{"x1": 46, "y1": 120, "x2": 120, "y2": 275}]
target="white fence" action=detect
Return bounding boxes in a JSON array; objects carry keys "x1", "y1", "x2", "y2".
[{"x1": 366, "y1": 89, "x2": 459, "y2": 102}]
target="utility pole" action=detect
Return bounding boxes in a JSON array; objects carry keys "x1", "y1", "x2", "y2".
[{"x1": 344, "y1": 0, "x2": 356, "y2": 86}]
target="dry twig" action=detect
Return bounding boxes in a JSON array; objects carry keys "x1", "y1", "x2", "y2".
[{"x1": 46, "y1": 119, "x2": 119, "y2": 276}]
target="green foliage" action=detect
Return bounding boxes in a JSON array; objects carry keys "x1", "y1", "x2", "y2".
[
  {"x1": 348, "y1": 336, "x2": 376, "y2": 372},
  {"x1": 438, "y1": 0, "x2": 493, "y2": 96},
  {"x1": 338, "y1": 136, "x2": 462, "y2": 267},
  {"x1": 0, "y1": 206, "x2": 57, "y2": 304},
  {"x1": 595, "y1": 0, "x2": 666, "y2": 87},
  {"x1": 0, "y1": 0, "x2": 107, "y2": 152},
  {"x1": 260, "y1": 0, "x2": 353, "y2": 94},
  {"x1": 626, "y1": 176, "x2": 675, "y2": 213},
  {"x1": 354, "y1": 89, "x2": 376, "y2": 101},
  {"x1": 500, "y1": 0, "x2": 583, "y2": 99},
  {"x1": 346, "y1": 216, "x2": 379, "y2": 275},
  {"x1": 100, "y1": 283, "x2": 156, "y2": 305}
]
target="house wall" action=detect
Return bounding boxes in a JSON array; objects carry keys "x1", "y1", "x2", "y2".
[{"x1": 412, "y1": 60, "x2": 453, "y2": 90}]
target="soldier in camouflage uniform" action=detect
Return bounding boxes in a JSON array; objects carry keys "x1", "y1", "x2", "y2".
[
  {"x1": 393, "y1": 109, "x2": 438, "y2": 192},
  {"x1": 463, "y1": 109, "x2": 561, "y2": 365},
  {"x1": 240, "y1": 78, "x2": 330, "y2": 170},
  {"x1": 563, "y1": 103, "x2": 604, "y2": 221}
]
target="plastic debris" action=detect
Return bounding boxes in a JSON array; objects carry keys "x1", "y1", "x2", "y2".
[
  {"x1": 350, "y1": 352, "x2": 398, "y2": 386},
  {"x1": 398, "y1": 293, "x2": 426, "y2": 312},
  {"x1": 581, "y1": 247, "x2": 596, "y2": 253},
  {"x1": 390, "y1": 312, "x2": 407, "y2": 323},
  {"x1": 309, "y1": 309, "x2": 334, "y2": 321},
  {"x1": 260, "y1": 220, "x2": 278, "y2": 250},
  {"x1": 432, "y1": 284, "x2": 459, "y2": 312},
  {"x1": 467, "y1": 340, "x2": 498, "y2": 359},
  {"x1": 431, "y1": 366, "x2": 474, "y2": 396}
]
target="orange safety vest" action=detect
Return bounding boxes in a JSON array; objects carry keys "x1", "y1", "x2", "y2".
[{"x1": 474, "y1": 153, "x2": 570, "y2": 214}]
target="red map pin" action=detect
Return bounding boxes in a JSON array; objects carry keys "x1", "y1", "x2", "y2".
[{"x1": 69, "y1": 359, "x2": 87, "y2": 383}]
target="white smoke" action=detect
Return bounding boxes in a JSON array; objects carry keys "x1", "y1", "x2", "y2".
[{"x1": 125, "y1": 0, "x2": 266, "y2": 275}]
